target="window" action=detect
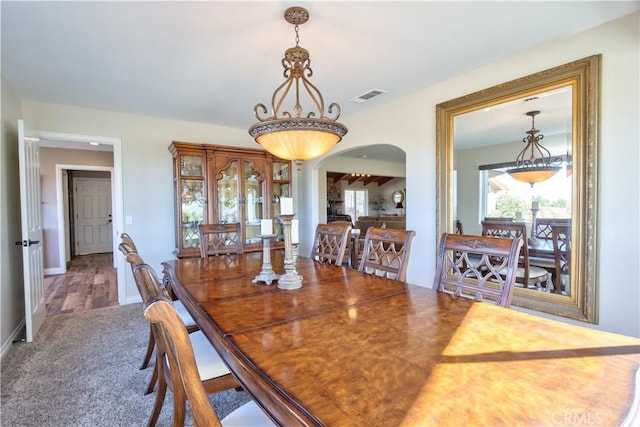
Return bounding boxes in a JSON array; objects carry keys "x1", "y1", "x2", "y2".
[{"x1": 344, "y1": 189, "x2": 367, "y2": 220}]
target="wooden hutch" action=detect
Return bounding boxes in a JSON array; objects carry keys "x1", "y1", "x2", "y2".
[{"x1": 169, "y1": 141, "x2": 291, "y2": 258}]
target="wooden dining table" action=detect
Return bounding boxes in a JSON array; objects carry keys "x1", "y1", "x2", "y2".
[{"x1": 162, "y1": 251, "x2": 640, "y2": 426}]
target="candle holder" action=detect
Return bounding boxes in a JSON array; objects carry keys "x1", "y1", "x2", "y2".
[
  {"x1": 276, "y1": 214, "x2": 303, "y2": 290},
  {"x1": 529, "y1": 206, "x2": 540, "y2": 247},
  {"x1": 252, "y1": 234, "x2": 280, "y2": 285}
]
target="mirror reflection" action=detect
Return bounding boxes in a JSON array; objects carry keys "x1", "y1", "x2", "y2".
[
  {"x1": 454, "y1": 87, "x2": 572, "y2": 296},
  {"x1": 436, "y1": 55, "x2": 600, "y2": 323}
]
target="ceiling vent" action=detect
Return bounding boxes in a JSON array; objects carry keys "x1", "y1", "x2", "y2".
[{"x1": 351, "y1": 89, "x2": 388, "y2": 103}]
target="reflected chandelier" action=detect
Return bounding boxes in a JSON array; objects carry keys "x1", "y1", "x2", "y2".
[
  {"x1": 507, "y1": 110, "x2": 561, "y2": 185},
  {"x1": 248, "y1": 6, "x2": 347, "y2": 166}
]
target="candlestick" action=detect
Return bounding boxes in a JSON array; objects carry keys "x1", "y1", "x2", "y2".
[
  {"x1": 276, "y1": 213, "x2": 303, "y2": 290},
  {"x1": 291, "y1": 219, "x2": 299, "y2": 244},
  {"x1": 529, "y1": 204, "x2": 540, "y2": 247},
  {"x1": 252, "y1": 234, "x2": 279, "y2": 285},
  {"x1": 280, "y1": 197, "x2": 294, "y2": 215}
]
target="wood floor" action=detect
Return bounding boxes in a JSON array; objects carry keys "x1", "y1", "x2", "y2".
[{"x1": 44, "y1": 253, "x2": 118, "y2": 316}]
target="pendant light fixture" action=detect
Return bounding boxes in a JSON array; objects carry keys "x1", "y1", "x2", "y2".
[
  {"x1": 507, "y1": 110, "x2": 561, "y2": 185},
  {"x1": 248, "y1": 6, "x2": 347, "y2": 167}
]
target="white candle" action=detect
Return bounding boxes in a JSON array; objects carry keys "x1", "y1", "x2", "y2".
[
  {"x1": 280, "y1": 197, "x2": 294, "y2": 215},
  {"x1": 291, "y1": 219, "x2": 299, "y2": 244},
  {"x1": 260, "y1": 219, "x2": 273, "y2": 235}
]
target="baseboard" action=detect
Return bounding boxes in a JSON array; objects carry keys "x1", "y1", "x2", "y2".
[
  {"x1": 1, "y1": 318, "x2": 26, "y2": 362},
  {"x1": 45, "y1": 267, "x2": 65, "y2": 275}
]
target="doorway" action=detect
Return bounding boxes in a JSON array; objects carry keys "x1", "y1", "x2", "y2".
[{"x1": 39, "y1": 131, "x2": 126, "y2": 305}]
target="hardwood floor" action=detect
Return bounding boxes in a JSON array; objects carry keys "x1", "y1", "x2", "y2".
[{"x1": 44, "y1": 253, "x2": 118, "y2": 315}]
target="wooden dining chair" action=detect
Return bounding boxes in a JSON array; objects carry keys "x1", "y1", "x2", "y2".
[
  {"x1": 133, "y1": 263, "x2": 241, "y2": 427},
  {"x1": 535, "y1": 217, "x2": 571, "y2": 241},
  {"x1": 118, "y1": 236, "x2": 199, "y2": 395},
  {"x1": 143, "y1": 294, "x2": 275, "y2": 427},
  {"x1": 551, "y1": 223, "x2": 571, "y2": 294},
  {"x1": 357, "y1": 227, "x2": 416, "y2": 282},
  {"x1": 198, "y1": 223, "x2": 243, "y2": 257},
  {"x1": 120, "y1": 232, "x2": 139, "y2": 253},
  {"x1": 432, "y1": 233, "x2": 523, "y2": 307},
  {"x1": 481, "y1": 220, "x2": 552, "y2": 290},
  {"x1": 311, "y1": 222, "x2": 352, "y2": 265}
]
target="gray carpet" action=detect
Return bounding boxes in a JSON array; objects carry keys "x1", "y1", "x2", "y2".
[{"x1": 1, "y1": 303, "x2": 250, "y2": 426}]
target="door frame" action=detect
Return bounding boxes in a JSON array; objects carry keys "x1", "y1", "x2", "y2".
[
  {"x1": 62, "y1": 169, "x2": 115, "y2": 260},
  {"x1": 41, "y1": 131, "x2": 126, "y2": 305}
]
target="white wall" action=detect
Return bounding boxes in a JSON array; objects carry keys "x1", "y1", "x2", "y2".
[
  {"x1": 303, "y1": 12, "x2": 639, "y2": 337},
  {"x1": 1, "y1": 78, "x2": 25, "y2": 356}
]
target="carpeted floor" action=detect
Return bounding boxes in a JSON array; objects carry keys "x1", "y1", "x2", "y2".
[{"x1": 0, "y1": 303, "x2": 250, "y2": 426}]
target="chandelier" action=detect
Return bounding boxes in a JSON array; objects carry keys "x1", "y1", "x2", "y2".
[
  {"x1": 507, "y1": 110, "x2": 561, "y2": 185},
  {"x1": 248, "y1": 6, "x2": 347, "y2": 166}
]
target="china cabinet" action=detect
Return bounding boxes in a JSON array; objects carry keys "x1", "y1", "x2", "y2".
[{"x1": 169, "y1": 141, "x2": 291, "y2": 257}]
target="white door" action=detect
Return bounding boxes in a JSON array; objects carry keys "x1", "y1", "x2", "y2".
[
  {"x1": 74, "y1": 177, "x2": 113, "y2": 255},
  {"x1": 18, "y1": 120, "x2": 46, "y2": 342}
]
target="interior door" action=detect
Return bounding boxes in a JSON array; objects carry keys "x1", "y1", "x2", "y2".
[
  {"x1": 18, "y1": 120, "x2": 46, "y2": 342},
  {"x1": 74, "y1": 177, "x2": 113, "y2": 255}
]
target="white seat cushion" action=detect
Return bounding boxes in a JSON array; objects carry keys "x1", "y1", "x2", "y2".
[
  {"x1": 222, "y1": 401, "x2": 275, "y2": 427},
  {"x1": 173, "y1": 300, "x2": 197, "y2": 328},
  {"x1": 189, "y1": 331, "x2": 231, "y2": 381}
]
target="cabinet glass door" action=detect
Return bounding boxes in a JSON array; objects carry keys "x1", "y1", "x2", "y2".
[
  {"x1": 181, "y1": 179, "x2": 204, "y2": 249},
  {"x1": 244, "y1": 161, "x2": 263, "y2": 245},
  {"x1": 272, "y1": 161, "x2": 291, "y2": 242},
  {"x1": 217, "y1": 161, "x2": 239, "y2": 224}
]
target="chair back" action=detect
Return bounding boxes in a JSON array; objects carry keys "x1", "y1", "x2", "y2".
[
  {"x1": 198, "y1": 223, "x2": 242, "y2": 258},
  {"x1": 535, "y1": 218, "x2": 571, "y2": 241},
  {"x1": 120, "y1": 233, "x2": 139, "y2": 254},
  {"x1": 481, "y1": 220, "x2": 531, "y2": 280},
  {"x1": 142, "y1": 292, "x2": 223, "y2": 426},
  {"x1": 357, "y1": 227, "x2": 416, "y2": 282},
  {"x1": 311, "y1": 222, "x2": 352, "y2": 265},
  {"x1": 432, "y1": 233, "x2": 523, "y2": 307},
  {"x1": 551, "y1": 224, "x2": 572, "y2": 293}
]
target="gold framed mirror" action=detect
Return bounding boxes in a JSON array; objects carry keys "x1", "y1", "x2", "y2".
[{"x1": 436, "y1": 55, "x2": 600, "y2": 323}]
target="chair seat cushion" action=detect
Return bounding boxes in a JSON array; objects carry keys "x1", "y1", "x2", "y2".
[
  {"x1": 189, "y1": 331, "x2": 232, "y2": 381},
  {"x1": 222, "y1": 401, "x2": 275, "y2": 426},
  {"x1": 174, "y1": 300, "x2": 197, "y2": 328}
]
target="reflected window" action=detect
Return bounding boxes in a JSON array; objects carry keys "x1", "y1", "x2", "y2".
[{"x1": 480, "y1": 161, "x2": 572, "y2": 222}]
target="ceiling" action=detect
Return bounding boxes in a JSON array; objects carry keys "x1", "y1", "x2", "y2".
[{"x1": 2, "y1": 2, "x2": 637, "y2": 158}]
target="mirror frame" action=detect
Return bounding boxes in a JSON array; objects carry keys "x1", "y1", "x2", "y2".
[{"x1": 436, "y1": 55, "x2": 600, "y2": 323}]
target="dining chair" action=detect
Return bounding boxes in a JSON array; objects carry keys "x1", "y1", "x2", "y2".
[
  {"x1": 198, "y1": 223, "x2": 243, "y2": 257},
  {"x1": 535, "y1": 217, "x2": 571, "y2": 241},
  {"x1": 118, "y1": 236, "x2": 199, "y2": 395},
  {"x1": 551, "y1": 223, "x2": 571, "y2": 294},
  {"x1": 120, "y1": 232, "x2": 139, "y2": 253},
  {"x1": 357, "y1": 227, "x2": 416, "y2": 282},
  {"x1": 481, "y1": 220, "x2": 552, "y2": 290},
  {"x1": 133, "y1": 263, "x2": 241, "y2": 427},
  {"x1": 143, "y1": 294, "x2": 275, "y2": 427},
  {"x1": 432, "y1": 233, "x2": 524, "y2": 307},
  {"x1": 311, "y1": 222, "x2": 352, "y2": 265}
]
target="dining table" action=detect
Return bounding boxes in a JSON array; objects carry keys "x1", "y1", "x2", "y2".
[{"x1": 162, "y1": 251, "x2": 640, "y2": 426}]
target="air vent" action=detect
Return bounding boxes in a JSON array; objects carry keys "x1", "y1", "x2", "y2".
[{"x1": 350, "y1": 89, "x2": 388, "y2": 103}]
